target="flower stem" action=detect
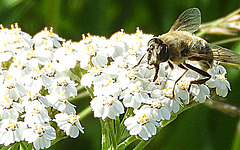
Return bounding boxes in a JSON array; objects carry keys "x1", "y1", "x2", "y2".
[
  {"x1": 51, "y1": 129, "x2": 68, "y2": 147},
  {"x1": 78, "y1": 106, "x2": 92, "y2": 120},
  {"x1": 100, "y1": 119, "x2": 109, "y2": 150},
  {"x1": 77, "y1": 85, "x2": 86, "y2": 92},
  {"x1": 106, "y1": 119, "x2": 117, "y2": 149},
  {"x1": 211, "y1": 37, "x2": 240, "y2": 45},
  {"x1": 133, "y1": 140, "x2": 151, "y2": 150},
  {"x1": 196, "y1": 8, "x2": 240, "y2": 37},
  {"x1": 116, "y1": 136, "x2": 137, "y2": 150},
  {"x1": 69, "y1": 90, "x2": 90, "y2": 102},
  {"x1": 120, "y1": 108, "x2": 133, "y2": 132},
  {"x1": 115, "y1": 117, "x2": 121, "y2": 143},
  {"x1": 85, "y1": 86, "x2": 94, "y2": 98},
  {"x1": 204, "y1": 99, "x2": 240, "y2": 117}
]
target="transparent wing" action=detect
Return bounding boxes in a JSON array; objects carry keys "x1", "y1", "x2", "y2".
[
  {"x1": 187, "y1": 44, "x2": 240, "y2": 64},
  {"x1": 210, "y1": 44, "x2": 240, "y2": 64},
  {"x1": 169, "y1": 8, "x2": 201, "y2": 33}
]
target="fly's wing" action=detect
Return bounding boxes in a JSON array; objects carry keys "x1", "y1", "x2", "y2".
[
  {"x1": 169, "y1": 8, "x2": 201, "y2": 33},
  {"x1": 187, "y1": 44, "x2": 240, "y2": 64},
  {"x1": 210, "y1": 44, "x2": 240, "y2": 64}
]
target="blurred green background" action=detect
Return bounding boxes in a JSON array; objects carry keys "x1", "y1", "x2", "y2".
[{"x1": 1, "y1": 0, "x2": 240, "y2": 149}]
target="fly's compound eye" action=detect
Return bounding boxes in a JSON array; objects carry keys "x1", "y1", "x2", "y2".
[{"x1": 158, "y1": 43, "x2": 169, "y2": 62}]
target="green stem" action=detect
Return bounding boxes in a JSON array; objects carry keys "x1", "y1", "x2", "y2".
[
  {"x1": 204, "y1": 99, "x2": 240, "y2": 117},
  {"x1": 211, "y1": 37, "x2": 240, "y2": 45},
  {"x1": 78, "y1": 106, "x2": 92, "y2": 120},
  {"x1": 100, "y1": 119, "x2": 109, "y2": 150},
  {"x1": 115, "y1": 117, "x2": 121, "y2": 143},
  {"x1": 85, "y1": 86, "x2": 94, "y2": 98},
  {"x1": 133, "y1": 117, "x2": 172, "y2": 150},
  {"x1": 51, "y1": 129, "x2": 68, "y2": 147},
  {"x1": 196, "y1": 8, "x2": 240, "y2": 37},
  {"x1": 133, "y1": 140, "x2": 151, "y2": 150},
  {"x1": 77, "y1": 85, "x2": 86, "y2": 92},
  {"x1": 116, "y1": 136, "x2": 137, "y2": 150},
  {"x1": 19, "y1": 141, "x2": 27, "y2": 150},
  {"x1": 232, "y1": 120, "x2": 240, "y2": 150},
  {"x1": 120, "y1": 108, "x2": 133, "y2": 123},
  {"x1": 106, "y1": 119, "x2": 117, "y2": 150},
  {"x1": 120, "y1": 129, "x2": 132, "y2": 142},
  {"x1": 116, "y1": 108, "x2": 133, "y2": 143},
  {"x1": 120, "y1": 108, "x2": 133, "y2": 133},
  {"x1": 69, "y1": 90, "x2": 90, "y2": 103},
  {"x1": 7, "y1": 142, "x2": 20, "y2": 150}
]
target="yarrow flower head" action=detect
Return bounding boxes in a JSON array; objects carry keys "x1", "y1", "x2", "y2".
[
  {"x1": 0, "y1": 25, "x2": 83, "y2": 149},
  {"x1": 78, "y1": 28, "x2": 232, "y2": 141}
]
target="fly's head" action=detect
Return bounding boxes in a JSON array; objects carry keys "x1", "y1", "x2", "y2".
[{"x1": 147, "y1": 38, "x2": 169, "y2": 66}]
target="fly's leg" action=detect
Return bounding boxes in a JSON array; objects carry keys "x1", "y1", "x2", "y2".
[
  {"x1": 184, "y1": 62, "x2": 211, "y2": 93},
  {"x1": 173, "y1": 62, "x2": 211, "y2": 97},
  {"x1": 172, "y1": 64, "x2": 188, "y2": 97},
  {"x1": 153, "y1": 64, "x2": 159, "y2": 82}
]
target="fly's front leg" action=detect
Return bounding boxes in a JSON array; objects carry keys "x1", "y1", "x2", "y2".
[{"x1": 153, "y1": 64, "x2": 159, "y2": 82}]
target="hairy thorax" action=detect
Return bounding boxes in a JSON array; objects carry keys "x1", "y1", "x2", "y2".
[{"x1": 159, "y1": 31, "x2": 213, "y2": 70}]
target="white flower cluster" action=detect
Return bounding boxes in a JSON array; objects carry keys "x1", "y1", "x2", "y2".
[
  {"x1": 0, "y1": 24, "x2": 84, "y2": 149},
  {"x1": 0, "y1": 23, "x2": 231, "y2": 146},
  {"x1": 80, "y1": 28, "x2": 231, "y2": 140}
]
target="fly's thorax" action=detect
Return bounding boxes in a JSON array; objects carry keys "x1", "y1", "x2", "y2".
[{"x1": 159, "y1": 31, "x2": 195, "y2": 64}]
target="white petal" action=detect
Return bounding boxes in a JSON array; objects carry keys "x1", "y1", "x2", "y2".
[
  {"x1": 160, "y1": 107, "x2": 171, "y2": 120},
  {"x1": 69, "y1": 126, "x2": 79, "y2": 138},
  {"x1": 199, "y1": 84, "x2": 210, "y2": 95},
  {"x1": 43, "y1": 126, "x2": 56, "y2": 140},
  {"x1": 129, "y1": 124, "x2": 141, "y2": 135},
  {"x1": 145, "y1": 123, "x2": 156, "y2": 135},
  {"x1": 190, "y1": 84, "x2": 200, "y2": 96},
  {"x1": 92, "y1": 55, "x2": 107, "y2": 67},
  {"x1": 138, "y1": 127, "x2": 149, "y2": 141}
]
